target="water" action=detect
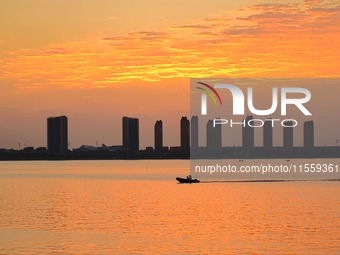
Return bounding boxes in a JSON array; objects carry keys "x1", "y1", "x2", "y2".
[{"x1": 0, "y1": 160, "x2": 339, "y2": 255}]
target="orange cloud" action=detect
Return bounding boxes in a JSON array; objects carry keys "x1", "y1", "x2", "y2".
[{"x1": 0, "y1": 0, "x2": 339, "y2": 90}]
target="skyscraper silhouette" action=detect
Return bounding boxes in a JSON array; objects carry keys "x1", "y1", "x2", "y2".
[
  {"x1": 122, "y1": 116, "x2": 139, "y2": 152},
  {"x1": 283, "y1": 121, "x2": 294, "y2": 148},
  {"x1": 207, "y1": 119, "x2": 222, "y2": 149},
  {"x1": 191, "y1": 116, "x2": 198, "y2": 149},
  {"x1": 263, "y1": 118, "x2": 273, "y2": 148},
  {"x1": 154, "y1": 120, "x2": 163, "y2": 151},
  {"x1": 180, "y1": 116, "x2": 190, "y2": 151},
  {"x1": 47, "y1": 116, "x2": 68, "y2": 155},
  {"x1": 242, "y1": 115, "x2": 254, "y2": 149},
  {"x1": 304, "y1": 121, "x2": 314, "y2": 148}
]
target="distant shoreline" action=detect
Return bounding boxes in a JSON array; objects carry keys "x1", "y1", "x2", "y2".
[
  {"x1": 0, "y1": 156, "x2": 340, "y2": 161},
  {"x1": 0, "y1": 155, "x2": 340, "y2": 161},
  {"x1": 1, "y1": 145, "x2": 339, "y2": 161}
]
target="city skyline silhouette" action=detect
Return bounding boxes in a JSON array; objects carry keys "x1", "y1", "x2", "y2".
[{"x1": 1, "y1": 114, "x2": 339, "y2": 160}]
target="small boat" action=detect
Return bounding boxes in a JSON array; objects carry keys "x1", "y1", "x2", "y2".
[{"x1": 176, "y1": 175, "x2": 200, "y2": 184}]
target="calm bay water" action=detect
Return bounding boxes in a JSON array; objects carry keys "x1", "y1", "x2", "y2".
[{"x1": 0, "y1": 160, "x2": 339, "y2": 255}]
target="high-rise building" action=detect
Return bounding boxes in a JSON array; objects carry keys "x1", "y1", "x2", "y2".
[
  {"x1": 304, "y1": 121, "x2": 314, "y2": 148},
  {"x1": 207, "y1": 119, "x2": 222, "y2": 149},
  {"x1": 154, "y1": 120, "x2": 163, "y2": 151},
  {"x1": 263, "y1": 118, "x2": 273, "y2": 148},
  {"x1": 283, "y1": 121, "x2": 294, "y2": 148},
  {"x1": 191, "y1": 116, "x2": 198, "y2": 149},
  {"x1": 242, "y1": 115, "x2": 254, "y2": 149},
  {"x1": 122, "y1": 116, "x2": 139, "y2": 152},
  {"x1": 180, "y1": 116, "x2": 190, "y2": 151},
  {"x1": 207, "y1": 120, "x2": 213, "y2": 148},
  {"x1": 47, "y1": 116, "x2": 68, "y2": 155}
]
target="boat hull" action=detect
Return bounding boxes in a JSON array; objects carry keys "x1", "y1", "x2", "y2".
[{"x1": 176, "y1": 177, "x2": 200, "y2": 183}]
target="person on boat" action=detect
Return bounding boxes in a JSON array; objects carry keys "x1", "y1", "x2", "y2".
[{"x1": 187, "y1": 175, "x2": 192, "y2": 180}]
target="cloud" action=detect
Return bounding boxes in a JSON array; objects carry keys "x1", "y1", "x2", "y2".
[
  {"x1": 171, "y1": 25, "x2": 210, "y2": 30},
  {"x1": 0, "y1": 0, "x2": 339, "y2": 89}
]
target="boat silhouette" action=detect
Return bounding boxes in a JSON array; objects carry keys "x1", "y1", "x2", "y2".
[{"x1": 176, "y1": 175, "x2": 200, "y2": 184}]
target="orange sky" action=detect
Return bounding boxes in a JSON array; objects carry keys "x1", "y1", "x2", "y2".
[{"x1": 0, "y1": 0, "x2": 339, "y2": 149}]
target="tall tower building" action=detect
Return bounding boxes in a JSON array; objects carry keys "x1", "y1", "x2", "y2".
[
  {"x1": 304, "y1": 121, "x2": 314, "y2": 148},
  {"x1": 206, "y1": 119, "x2": 222, "y2": 149},
  {"x1": 191, "y1": 116, "x2": 198, "y2": 149},
  {"x1": 263, "y1": 118, "x2": 273, "y2": 148},
  {"x1": 122, "y1": 116, "x2": 139, "y2": 152},
  {"x1": 283, "y1": 121, "x2": 294, "y2": 148},
  {"x1": 180, "y1": 116, "x2": 190, "y2": 151},
  {"x1": 242, "y1": 115, "x2": 254, "y2": 149},
  {"x1": 154, "y1": 120, "x2": 163, "y2": 151},
  {"x1": 47, "y1": 116, "x2": 68, "y2": 155}
]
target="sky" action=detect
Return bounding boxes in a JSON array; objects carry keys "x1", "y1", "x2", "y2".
[{"x1": 0, "y1": 0, "x2": 339, "y2": 149}]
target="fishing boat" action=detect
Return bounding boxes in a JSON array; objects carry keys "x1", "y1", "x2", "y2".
[{"x1": 176, "y1": 175, "x2": 200, "y2": 184}]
